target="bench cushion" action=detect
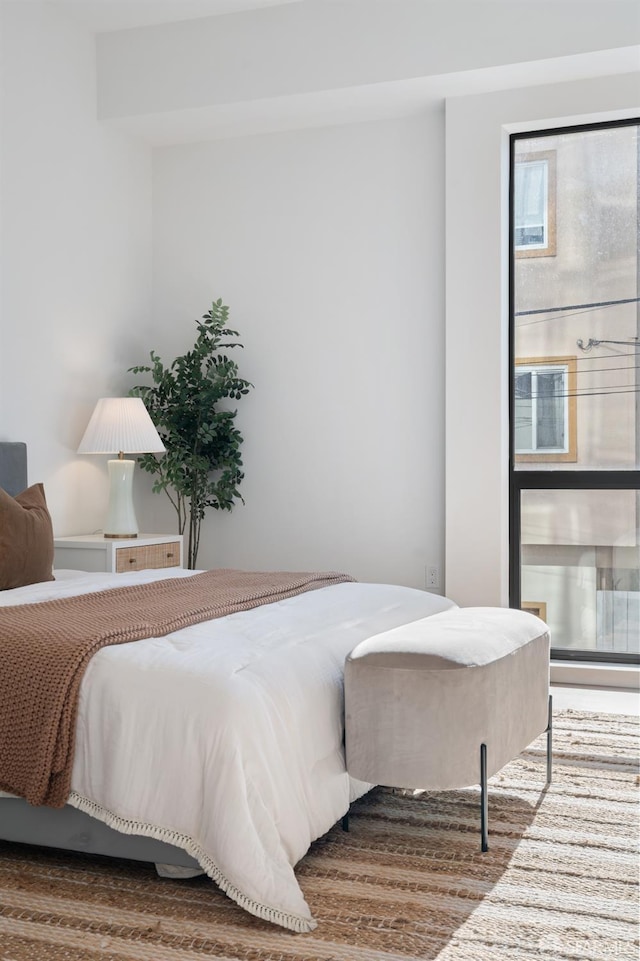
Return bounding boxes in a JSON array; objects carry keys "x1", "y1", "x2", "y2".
[{"x1": 345, "y1": 607, "x2": 549, "y2": 791}]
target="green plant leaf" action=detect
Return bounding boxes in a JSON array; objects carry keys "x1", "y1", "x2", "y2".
[{"x1": 128, "y1": 298, "x2": 253, "y2": 568}]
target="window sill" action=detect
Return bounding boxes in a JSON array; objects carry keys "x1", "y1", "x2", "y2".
[{"x1": 550, "y1": 660, "x2": 639, "y2": 691}]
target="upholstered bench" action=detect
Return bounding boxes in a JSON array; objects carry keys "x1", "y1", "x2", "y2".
[{"x1": 344, "y1": 606, "x2": 551, "y2": 850}]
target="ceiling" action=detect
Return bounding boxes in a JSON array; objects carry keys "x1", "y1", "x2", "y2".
[{"x1": 48, "y1": 0, "x2": 303, "y2": 32}]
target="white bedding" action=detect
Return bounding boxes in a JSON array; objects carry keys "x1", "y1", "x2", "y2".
[{"x1": 1, "y1": 568, "x2": 456, "y2": 931}]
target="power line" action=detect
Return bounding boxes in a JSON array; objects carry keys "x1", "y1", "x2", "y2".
[
  {"x1": 516, "y1": 363, "x2": 640, "y2": 375},
  {"x1": 517, "y1": 387, "x2": 640, "y2": 400},
  {"x1": 517, "y1": 306, "x2": 639, "y2": 327},
  {"x1": 571, "y1": 364, "x2": 640, "y2": 375},
  {"x1": 577, "y1": 337, "x2": 640, "y2": 352},
  {"x1": 570, "y1": 353, "x2": 640, "y2": 364},
  {"x1": 515, "y1": 296, "x2": 639, "y2": 317},
  {"x1": 516, "y1": 310, "x2": 584, "y2": 327}
]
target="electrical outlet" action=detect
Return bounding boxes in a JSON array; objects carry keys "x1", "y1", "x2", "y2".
[{"x1": 426, "y1": 565, "x2": 439, "y2": 589}]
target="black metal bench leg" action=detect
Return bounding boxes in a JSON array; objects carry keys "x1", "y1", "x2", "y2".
[
  {"x1": 547, "y1": 693, "x2": 553, "y2": 784},
  {"x1": 478, "y1": 695, "x2": 551, "y2": 853},
  {"x1": 480, "y1": 742, "x2": 488, "y2": 852}
]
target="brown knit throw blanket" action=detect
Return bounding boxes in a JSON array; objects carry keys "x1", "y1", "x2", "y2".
[{"x1": 0, "y1": 568, "x2": 354, "y2": 808}]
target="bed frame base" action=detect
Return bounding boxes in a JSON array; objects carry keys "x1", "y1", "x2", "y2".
[{"x1": 0, "y1": 797, "x2": 200, "y2": 870}]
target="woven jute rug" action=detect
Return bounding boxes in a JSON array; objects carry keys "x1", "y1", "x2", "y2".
[{"x1": 0, "y1": 709, "x2": 638, "y2": 961}]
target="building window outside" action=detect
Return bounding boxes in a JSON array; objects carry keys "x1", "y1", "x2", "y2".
[
  {"x1": 514, "y1": 357, "x2": 577, "y2": 462},
  {"x1": 514, "y1": 151, "x2": 557, "y2": 257}
]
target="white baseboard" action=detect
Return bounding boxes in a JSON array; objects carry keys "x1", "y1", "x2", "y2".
[{"x1": 551, "y1": 660, "x2": 640, "y2": 691}]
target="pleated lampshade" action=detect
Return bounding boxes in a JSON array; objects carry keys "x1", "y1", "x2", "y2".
[
  {"x1": 77, "y1": 397, "x2": 165, "y2": 456},
  {"x1": 77, "y1": 397, "x2": 165, "y2": 538}
]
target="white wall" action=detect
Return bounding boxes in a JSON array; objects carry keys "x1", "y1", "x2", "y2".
[
  {"x1": 97, "y1": 1, "x2": 640, "y2": 123},
  {"x1": 151, "y1": 112, "x2": 445, "y2": 585},
  {"x1": 0, "y1": 1, "x2": 153, "y2": 536},
  {"x1": 2, "y1": 1, "x2": 637, "y2": 591},
  {"x1": 445, "y1": 72, "x2": 639, "y2": 607}
]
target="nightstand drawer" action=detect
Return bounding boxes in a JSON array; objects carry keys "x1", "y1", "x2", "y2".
[{"x1": 115, "y1": 541, "x2": 182, "y2": 573}]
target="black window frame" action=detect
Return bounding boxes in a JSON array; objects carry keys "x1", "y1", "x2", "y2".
[{"x1": 508, "y1": 117, "x2": 640, "y2": 665}]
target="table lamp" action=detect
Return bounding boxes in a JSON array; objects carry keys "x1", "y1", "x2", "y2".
[{"x1": 77, "y1": 397, "x2": 165, "y2": 538}]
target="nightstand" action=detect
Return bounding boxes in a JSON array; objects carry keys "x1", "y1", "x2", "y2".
[{"x1": 53, "y1": 534, "x2": 184, "y2": 574}]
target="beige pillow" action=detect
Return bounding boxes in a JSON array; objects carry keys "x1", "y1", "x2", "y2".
[{"x1": 0, "y1": 483, "x2": 55, "y2": 590}]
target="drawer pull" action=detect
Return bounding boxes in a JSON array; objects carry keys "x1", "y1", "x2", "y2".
[
  {"x1": 167, "y1": 552, "x2": 174, "y2": 559},
  {"x1": 129, "y1": 558, "x2": 137, "y2": 564}
]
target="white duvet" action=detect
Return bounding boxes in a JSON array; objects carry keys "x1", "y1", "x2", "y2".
[{"x1": 1, "y1": 568, "x2": 455, "y2": 931}]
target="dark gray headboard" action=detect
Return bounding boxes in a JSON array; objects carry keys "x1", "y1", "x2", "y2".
[{"x1": 0, "y1": 442, "x2": 28, "y2": 495}]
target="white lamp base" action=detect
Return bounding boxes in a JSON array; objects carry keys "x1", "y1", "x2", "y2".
[{"x1": 104, "y1": 458, "x2": 139, "y2": 538}]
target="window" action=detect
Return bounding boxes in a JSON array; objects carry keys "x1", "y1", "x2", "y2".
[
  {"x1": 510, "y1": 120, "x2": 639, "y2": 665},
  {"x1": 514, "y1": 151, "x2": 556, "y2": 257},
  {"x1": 514, "y1": 357, "x2": 577, "y2": 462}
]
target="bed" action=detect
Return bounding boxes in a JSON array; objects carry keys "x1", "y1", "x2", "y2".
[{"x1": 0, "y1": 442, "x2": 456, "y2": 932}]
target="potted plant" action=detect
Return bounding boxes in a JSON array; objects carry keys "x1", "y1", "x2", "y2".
[{"x1": 129, "y1": 299, "x2": 252, "y2": 569}]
